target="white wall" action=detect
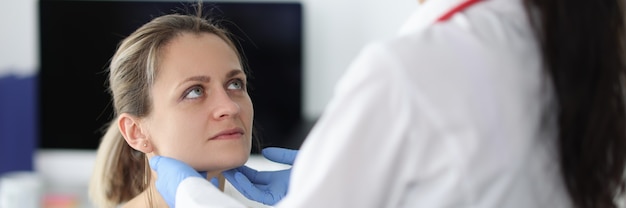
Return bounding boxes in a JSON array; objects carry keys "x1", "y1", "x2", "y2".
[
  {"x1": 1, "y1": 0, "x2": 416, "y2": 118},
  {"x1": 0, "y1": 0, "x2": 38, "y2": 77},
  {"x1": 301, "y1": 0, "x2": 415, "y2": 118}
]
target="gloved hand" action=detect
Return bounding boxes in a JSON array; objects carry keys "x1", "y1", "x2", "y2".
[
  {"x1": 149, "y1": 156, "x2": 219, "y2": 207},
  {"x1": 223, "y1": 147, "x2": 298, "y2": 205}
]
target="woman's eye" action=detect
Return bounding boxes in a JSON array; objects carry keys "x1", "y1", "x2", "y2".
[
  {"x1": 185, "y1": 87, "x2": 204, "y2": 99},
  {"x1": 227, "y1": 79, "x2": 245, "y2": 90}
]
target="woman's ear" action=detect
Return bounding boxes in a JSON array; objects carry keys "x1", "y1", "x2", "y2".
[{"x1": 118, "y1": 113, "x2": 153, "y2": 153}]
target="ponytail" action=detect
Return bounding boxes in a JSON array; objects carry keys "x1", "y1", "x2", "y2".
[
  {"x1": 88, "y1": 121, "x2": 148, "y2": 207},
  {"x1": 523, "y1": 0, "x2": 626, "y2": 207}
]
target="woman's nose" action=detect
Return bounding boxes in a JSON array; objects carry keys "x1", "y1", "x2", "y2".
[{"x1": 211, "y1": 89, "x2": 240, "y2": 119}]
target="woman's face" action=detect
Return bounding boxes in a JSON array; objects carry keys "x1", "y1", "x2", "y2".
[{"x1": 144, "y1": 32, "x2": 253, "y2": 172}]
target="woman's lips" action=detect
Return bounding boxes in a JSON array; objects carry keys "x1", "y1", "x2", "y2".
[{"x1": 210, "y1": 128, "x2": 244, "y2": 140}]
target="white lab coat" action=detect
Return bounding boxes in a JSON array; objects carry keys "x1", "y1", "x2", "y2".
[
  {"x1": 175, "y1": 0, "x2": 574, "y2": 207},
  {"x1": 175, "y1": 178, "x2": 271, "y2": 208}
]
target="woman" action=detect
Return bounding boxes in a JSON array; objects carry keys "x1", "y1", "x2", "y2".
[
  {"x1": 152, "y1": 0, "x2": 626, "y2": 207},
  {"x1": 88, "y1": 5, "x2": 265, "y2": 208}
]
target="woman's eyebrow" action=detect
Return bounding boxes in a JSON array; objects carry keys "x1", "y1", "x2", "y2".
[
  {"x1": 226, "y1": 69, "x2": 245, "y2": 78},
  {"x1": 176, "y1": 69, "x2": 243, "y2": 88},
  {"x1": 177, "y1": 75, "x2": 210, "y2": 88}
]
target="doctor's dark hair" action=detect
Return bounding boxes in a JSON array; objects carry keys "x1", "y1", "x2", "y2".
[
  {"x1": 524, "y1": 0, "x2": 626, "y2": 207},
  {"x1": 88, "y1": 6, "x2": 255, "y2": 207}
]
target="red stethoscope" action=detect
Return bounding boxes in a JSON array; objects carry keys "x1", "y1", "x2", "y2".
[{"x1": 436, "y1": 0, "x2": 483, "y2": 22}]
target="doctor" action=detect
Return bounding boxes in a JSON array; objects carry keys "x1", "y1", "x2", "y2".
[{"x1": 150, "y1": 0, "x2": 626, "y2": 207}]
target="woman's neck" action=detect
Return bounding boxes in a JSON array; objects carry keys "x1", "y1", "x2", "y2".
[
  {"x1": 141, "y1": 170, "x2": 226, "y2": 207},
  {"x1": 205, "y1": 171, "x2": 226, "y2": 191}
]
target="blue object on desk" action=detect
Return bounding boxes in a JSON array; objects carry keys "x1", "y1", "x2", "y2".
[{"x1": 0, "y1": 73, "x2": 37, "y2": 175}]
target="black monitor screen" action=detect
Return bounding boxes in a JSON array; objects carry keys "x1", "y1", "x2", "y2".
[{"x1": 38, "y1": 0, "x2": 304, "y2": 152}]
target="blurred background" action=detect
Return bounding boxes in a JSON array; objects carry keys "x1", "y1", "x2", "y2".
[{"x1": 0, "y1": 0, "x2": 414, "y2": 207}]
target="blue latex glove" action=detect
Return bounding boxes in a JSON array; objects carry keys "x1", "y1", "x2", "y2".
[
  {"x1": 223, "y1": 147, "x2": 298, "y2": 205},
  {"x1": 149, "y1": 156, "x2": 219, "y2": 207}
]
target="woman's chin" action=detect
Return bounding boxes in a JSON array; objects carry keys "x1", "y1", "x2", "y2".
[{"x1": 193, "y1": 158, "x2": 248, "y2": 172}]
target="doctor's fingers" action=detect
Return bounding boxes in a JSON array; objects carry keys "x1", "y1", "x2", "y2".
[
  {"x1": 262, "y1": 147, "x2": 298, "y2": 165},
  {"x1": 234, "y1": 165, "x2": 261, "y2": 179}
]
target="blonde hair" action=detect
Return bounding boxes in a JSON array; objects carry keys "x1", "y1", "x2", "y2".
[{"x1": 88, "y1": 5, "x2": 242, "y2": 207}]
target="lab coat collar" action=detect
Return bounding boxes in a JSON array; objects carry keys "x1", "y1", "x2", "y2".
[
  {"x1": 397, "y1": 0, "x2": 524, "y2": 36},
  {"x1": 397, "y1": 0, "x2": 467, "y2": 36}
]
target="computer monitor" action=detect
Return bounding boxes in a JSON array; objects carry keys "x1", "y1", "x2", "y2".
[{"x1": 38, "y1": 0, "x2": 304, "y2": 152}]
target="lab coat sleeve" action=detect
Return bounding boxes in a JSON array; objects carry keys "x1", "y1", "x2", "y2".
[
  {"x1": 176, "y1": 177, "x2": 247, "y2": 208},
  {"x1": 276, "y1": 42, "x2": 448, "y2": 207}
]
